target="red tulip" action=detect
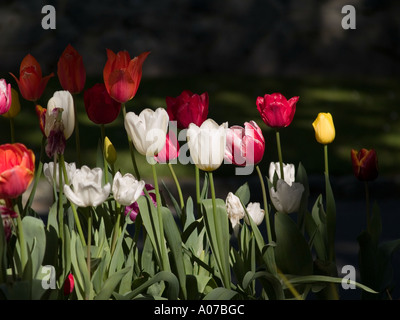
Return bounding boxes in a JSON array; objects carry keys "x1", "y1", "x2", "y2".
[
  {"x1": 166, "y1": 90, "x2": 208, "y2": 129},
  {"x1": 84, "y1": 83, "x2": 121, "y2": 124},
  {"x1": 103, "y1": 49, "x2": 150, "y2": 103},
  {"x1": 57, "y1": 44, "x2": 86, "y2": 94},
  {"x1": 351, "y1": 148, "x2": 378, "y2": 181},
  {"x1": 10, "y1": 54, "x2": 54, "y2": 102},
  {"x1": 256, "y1": 93, "x2": 299, "y2": 128},
  {"x1": 224, "y1": 121, "x2": 265, "y2": 166},
  {"x1": 155, "y1": 131, "x2": 180, "y2": 163},
  {"x1": 35, "y1": 105, "x2": 47, "y2": 136},
  {"x1": 63, "y1": 273, "x2": 74, "y2": 296},
  {"x1": 0, "y1": 143, "x2": 35, "y2": 199},
  {"x1": 0, "y1": 79, "x2": 12, "y2": 115}
]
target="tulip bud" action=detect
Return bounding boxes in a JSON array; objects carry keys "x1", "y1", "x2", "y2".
[
  {"x1": 104, "y1": 136, "x2": 117, "y2": 165},
  {"x1": 2, "y1": 88, "x2": 20, "y2": 119},
  {"x1": 269, "y1": 179, "x2": 304, "y2": 214},
  {"x1": 312, "y1": 112, "x2": 335, "y2": 145},
  {"x1": 351, "y1": 148, "x2": 378, "y2": 182},
  {"x1": 35, "y1": 105, "x2": 47, "y2": 136},
  {"x1": 225, "y1": 192, "x2": 245, "y2": 230},
  {"x1": 244, "y1": 202, "x2": 265, "y2": 226},
  {"x1": 63, "y1": 273, "x2": 75, "y2": 296}
]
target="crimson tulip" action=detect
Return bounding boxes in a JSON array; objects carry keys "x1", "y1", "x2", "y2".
[
  {"x1": 166, "y1": 90, "x2": 208, "y2": 129},
  {"x1": 84, "y1": 83, "x2": 121, "y2": 124},
  {"x1": 0, "y1": 79, "x2": 12, "y2": 115},
  {"x1": 57, "y1": 44, "x2": 86, "y2": 94},
  {"x1": 0, "y1": 143, "x2": 35, "y2": 199},
  {"x1": 10, "y1": 54, "x2": 54, "y2": 101},
  {"x1": 103, "y1": 49, "x2": 150, "y2": 103},
  {"x1": 155, "y1": 131, "x2": 180, "y2": 163},
  {"x1": 63, "y1": 273, "x2": 75, "y2": 296},
  {"x1": 256, "y1": 93, "x2": 299, "y2": 128},
  {"x1": 351, "y1": 148, "x2": 378, "y2": 181},
  {"x1": 224, "y1": 121, "x2": 265, "y2": 166}
]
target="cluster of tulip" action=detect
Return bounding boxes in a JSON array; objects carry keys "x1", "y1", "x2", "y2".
[{"x1": 0, "y1": 44, "x2": 393, "y2": 300}]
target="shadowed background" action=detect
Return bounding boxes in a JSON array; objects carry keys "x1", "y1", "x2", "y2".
[{"x1": 1, "y1": 0, "x2": 400, "y2": 299}]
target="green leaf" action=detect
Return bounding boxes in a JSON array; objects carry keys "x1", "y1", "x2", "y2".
[
  {"x1": 94, "y1": 267, "x2": 131, "y2": 300},
  {"x1": 242, "y1": 271, "x2": 284, "y2": 300},
  {"x1": 162, "y1": 180, "x2": 182, "y2": 219},
  {"x1": 274, "y1": 212, "x2": 313, "y2": 276},
  {"x1": 22, "y1": 216, "x2": 46, "y2": 278},
  {"x1": 235, "y1": 182, "x2": 250, "y2": 206},
  {"x1": 296, "y1": 162, "x2": 310, "y2": 231},
  {"x1": 203, "y1": 287, "x2": 238, "y2": 300},
  {"x1": 324, "y1": 173, "x2": 336, "y2": 262},
  {"x1": 162, "y1": 206, "x2": 187, "y2": 299}
]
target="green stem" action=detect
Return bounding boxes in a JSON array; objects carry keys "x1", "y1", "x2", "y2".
[
  {"x1": 275, "y1": 130, "x2": 284, "y2": 181},
  {"x1": 10, "y1": 118, "x2": 15, "y2": 143},
  {"x1": 324, "y1": 144, "x2": 329, "y2": 176},
  {"x1": 59, "y1": 154, "x2": 86, "y2": 246},
  {"x1": 110, "y1": 203, "x2": 122, "y2": 256},
  {"x1": 86, "y1": 208, "x2": 93, "y2": 299},
  {"x1": 73, "y1": 100, "x2": 82, "y2": 167},
  {"x1": 15, "y1": 203, "x2": 27, "y2": 272},
  {"x1": 365, "y1": 181, "x2": 370, "y2": 231},
  {"x1": 122, "y1": 103, "x2": 141, "y2": 180},
  {"x1": 256, "y1": 165, "x2": 272, "y2": 243},
  {"x1": 58, "y1": 154, "x2": 64, "y2": 243},
  {"x1": 168, "y1": 163, "x2": 184, "y2": 210},
  {"x1": 151, "y1": 163, "x2": 169, "y2": 271},
  {"x1": 195, "y1": 166, "x2": 201, "y2": 216},
  {"x1": 100, "y1": 124, "x2": 108, "y2": 185}
]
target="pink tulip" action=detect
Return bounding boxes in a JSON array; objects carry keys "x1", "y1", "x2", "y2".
[
  {"x1": 154, "y1": 131, "x2": 180, "y2": 163},
  {"x1": 0, "y1": 79, "x2": 12, "y2": 115},
  {"x1": 225, "y1": 121, "x2": 265, "y2": 166}
]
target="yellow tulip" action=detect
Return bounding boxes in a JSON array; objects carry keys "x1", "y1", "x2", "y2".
[
  {"x1": 2, "y1": 88, "x2": 20, "y2": 118},
  {"x1": 312, "y1": 112, "x2": 335, "y2": 144},
  {"x1": 104, "y1": 136, "x2": 117, "y2": 165}
]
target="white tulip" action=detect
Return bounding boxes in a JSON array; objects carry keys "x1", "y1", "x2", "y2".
[
  {"x1": 43, "y1": 161, "x2": 76, "y2": 190},
  {"x1": 63, "y1": 166, "x2": 111, "y2": 207},
  {"x1": 268, "y1": 162, "x2": 295, "y2": 186},
  {"x1": 45, "y1": 90, "x2": 75, "y2": 139},
  {"x1": 187, "y1": 119, "x2": 228, "y2": 171},
  {"x1": 244, "y1": 202, "x2": 265, "y2": 226},
  {"x1": 225, "y1": 192, "x2": 245, "y2": 230},
  {"x1": 112, "y1": 171, "x2": 145, "y2": 206},
  {"x1": 124, "y1": 108, "x2": 169, "y2": 161},
  {"x1": 269, "y1": 179, "x2": 304, "y2": 214}
]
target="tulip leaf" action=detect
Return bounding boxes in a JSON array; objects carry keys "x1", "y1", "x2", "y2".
[
  {"x1": 274, "y1": 212, "x2": 313, "y2": 276},
  {"x1": 296, "y1": 162, "x2": 310, "y2": 230},
  {"x1": 235, "y1": 182, "x2": 250, "y2": 206},
  {"x1": 162, "y1": 180, "x2": 182, "y2": 220},
  {"x1": 162, "y1": 206, "x2": 187, "y2": 299},
  {"x1": 203, "y1": 287, "x2": 238, "y2": 300},
  {"x1": 94, "y1": 267, "x2": 131, "y2": 300},
  {"x1": 22, "y1": 216, "x2": 46, "y2": 278},
  {"x1": 242, "y1": 271, "x2": 284, "y2": 300}
]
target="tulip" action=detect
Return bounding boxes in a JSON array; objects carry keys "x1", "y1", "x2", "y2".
[
  {"x1": 112, "y1": 171, "x2": 145, "y2": 206},
  {"x1": 43, "y1": 161, "x2": 76, "y2": 190},
  {"x1": 63, "y1": 166, "x2": 111, "y2": 207},
  {"x1": 256, "y1": 93, "x2": 299, "y2": 128},
  {"x1": 57, "y1": 44, "x2": 86, "y2": 94},
  {"x1": 187, "y1": 119, "x2": 228, "y2": 172},
  {"x1": 63, "y1": 273, "x2": 75, "y2": 296},
  {"x1": 35, "y1": 105, "x2": 47, "y2": 136},
  {"x1": 154, "y1": 131, "x2": 180, "y2": 164},
  {"x1": 312, "y1": 112, "x2": 335, "y2": 145},
  {"x1": 225, "y1": 192, "x2": 245, "y2": 230},
  {"x1": 166, "y1": 90, "x2": 209, "y2": 129},
  {"x1": 0, "y1": 143, "x2": 35, "y2": 199},
  {"x1": 351, "y1": 148, "x2": 378, "y2": 182},
  {"x1": 1, "y1": 200, "x2": 18, "y2": 241},
  {"x1": 124, "y1": 108, "x2": 169, "y2": 159},
  {"x1": 244, "y1": 202, "x2": 265, "y2": 226},
  {"x1": 124, "y1": 184, "x2": 156, "y2": 222},
  {"x1": 45, "y1": 90, "x2": 75, "y2": 139},
  {"x1": 10, "y1": 54, "x2": 54, "y2": 101},
  {"x1": 224, "y1": 121, "x2": 265, "y2": 167},
  {"x1": 0, "y1": 79, "x2": 12, "y2": 115},
  {"x1": 269, "y1": 179, "x2": 304, "y2": 214},
  {"x1": 84, "y1": 83, "x2": 121, "y2": 125},
  {"x1": 2, "y1": 88, "x2": 20, "y2": 119},
  {"x1": 268, "y1": 162, "x2": 295, "y2": 186},
  {"x1": 103, "y1": 49, "x2": 150, "y2": 103},
  {"x1": 104, "y1": 136, "x2": 117, "y2": 165}
]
